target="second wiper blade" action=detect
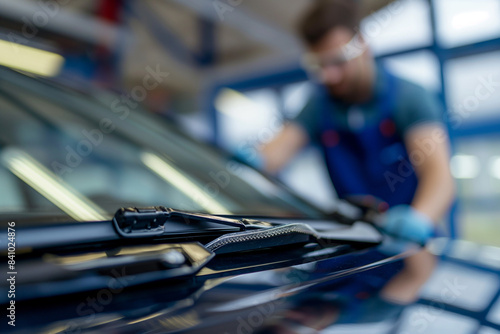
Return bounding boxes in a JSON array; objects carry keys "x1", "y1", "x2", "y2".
[{"x1": 113, "y1": 207, "x2": 272, "y2": 238}]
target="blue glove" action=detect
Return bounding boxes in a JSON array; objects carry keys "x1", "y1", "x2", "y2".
[
  {"x1": 233, "y1": 145, "x2": 265, "y2": 170},
  {"x1": 380, "y1": 205, "x2": 434, "y2": 245}
]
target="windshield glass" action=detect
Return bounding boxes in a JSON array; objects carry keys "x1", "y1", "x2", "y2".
[{"x1": 0, "y1": 67, "x2": 324, "y2": 223}]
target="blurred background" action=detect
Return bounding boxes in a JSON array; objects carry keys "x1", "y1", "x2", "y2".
[{"x1": 0, "y1": 0, "x2": 499, "y2": 245}]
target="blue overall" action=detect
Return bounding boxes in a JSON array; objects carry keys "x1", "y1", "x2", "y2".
[
  {"x1": 318, "y1": 69, "x2": 418, "y2": 207},
  {"x1": 314, "y1": 69, "x2": 415, "y2": 301}
]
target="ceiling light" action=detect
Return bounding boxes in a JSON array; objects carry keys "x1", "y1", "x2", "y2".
[
  {"x1": 0, "y1": 38, "x2": 64, "y2": 77},
  {"x1": 450, "y1": 155, "x2": 480, "y2": 179},
  {"x1": 489, "y1": 156, "x2": 500, "y2": 180}
]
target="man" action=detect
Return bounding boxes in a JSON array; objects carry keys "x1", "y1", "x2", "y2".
[{"x1": 259, "y1": 0, "x2": 455, "y2": 303}]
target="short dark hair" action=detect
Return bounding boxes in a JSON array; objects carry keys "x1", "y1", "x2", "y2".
[{"x1": 299, "y1": 0, "x2": 361, "y2": 47}]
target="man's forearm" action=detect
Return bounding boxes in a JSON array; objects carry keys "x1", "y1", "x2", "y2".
[
  {"x1": 411, "y1": 166, "x2": 455, "y2": 222},
  {"x1": 405, "y1": 124, "x2": 456, "y2": 223},
  {"x1": 259, "y1": 122, "x2": 309, "y2": 174}
]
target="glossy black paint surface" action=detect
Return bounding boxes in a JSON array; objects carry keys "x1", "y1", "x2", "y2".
[{"x1": 2, "y1": 224, "x2": 411, "y2": 333}]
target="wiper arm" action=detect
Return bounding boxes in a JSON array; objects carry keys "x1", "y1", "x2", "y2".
[
  {"x1": 113, "y1": 207, "x2": 382, "y2": 254},
  {"x1": 113, "y1": 206, "x2": 273, "y2": 238}
]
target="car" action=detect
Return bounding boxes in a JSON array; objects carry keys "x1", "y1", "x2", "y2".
[{"x1": 1, "y1": 65, "x2": 499, "y2": 334}]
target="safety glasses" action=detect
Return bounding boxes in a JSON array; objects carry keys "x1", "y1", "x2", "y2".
[{"x1": 302, "y1": 33, "x2": 366, "y2": 74}]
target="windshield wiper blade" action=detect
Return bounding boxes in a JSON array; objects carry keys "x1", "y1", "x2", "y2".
[
  {"x1": 113, "y1": 206, "x2": 273, "y2": 238},
  {"x1": 113, "y1": 207, "x2": 325, "y2": 253},
  {"x1": 113, "y1": 207, "x2": 382, "y2": 255}
]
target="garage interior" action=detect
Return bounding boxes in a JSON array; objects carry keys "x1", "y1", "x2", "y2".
[{"x1": 1, "y1": 0, "x2": 500, "y2": 333}]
